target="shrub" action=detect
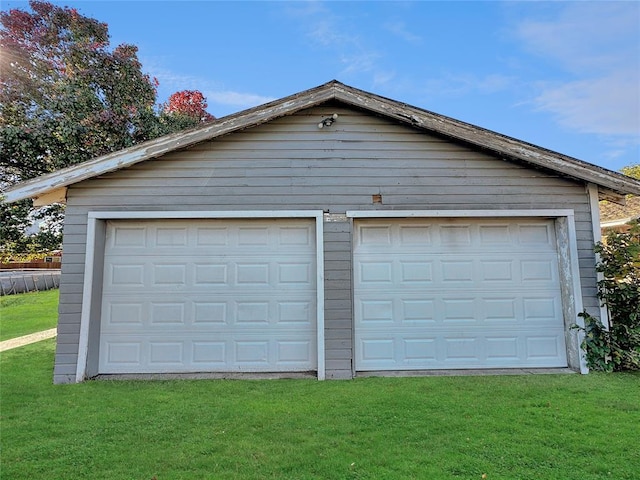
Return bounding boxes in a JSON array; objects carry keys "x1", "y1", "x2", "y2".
[{"x1": 577, "y1": 220, "x2": 640, "y2": 371}]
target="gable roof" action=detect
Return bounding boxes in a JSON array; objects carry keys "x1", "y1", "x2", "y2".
[{"x1": 4, "y1": 79, "x2": 640, "y2": 204}]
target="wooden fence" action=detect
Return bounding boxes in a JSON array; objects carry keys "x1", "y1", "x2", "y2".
[{"x1": 0, "y1": 262, "x2": 62, "y2": 270}]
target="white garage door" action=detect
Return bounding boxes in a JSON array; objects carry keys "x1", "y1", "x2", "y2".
[
  {"x1": 354, "y1": 218, "x2": 568, "y2": 370},
  {"x1": 99, "y1": 218, "x2": 317, "y2": 374}
]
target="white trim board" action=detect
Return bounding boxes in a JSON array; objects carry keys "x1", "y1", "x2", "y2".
[
  {"x1": 347, "y1": 209, "x2": 575, "y2": 218},
  {"x1": 76, "y1": 210, "x2": 326, "y2": 382},
  {"x1": 588, "y1": 184, "x2": 609, "y2": 330},
  {"x1": 76, "y1": 216, "x2": 98, "y2": 382},
  {"x1": 88, "y1": 210, "x2": 322, "y2": 220}
]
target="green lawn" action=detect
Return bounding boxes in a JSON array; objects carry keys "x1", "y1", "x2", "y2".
[
  {"x1": 1, "y1": 340, "x2": 639, "y2": 479},
  {"x1": 0, "y1": 289, "x2": 59, "y2": 341}
]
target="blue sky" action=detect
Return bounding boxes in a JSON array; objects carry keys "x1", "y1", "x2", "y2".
[{"x1": 3, "y1": 0, "x2": 639, "y2": 172}]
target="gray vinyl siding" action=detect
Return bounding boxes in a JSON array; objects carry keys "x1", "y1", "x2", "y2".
[{"x1": 53, "y1": 105, "x2": 598, "y2": 383}]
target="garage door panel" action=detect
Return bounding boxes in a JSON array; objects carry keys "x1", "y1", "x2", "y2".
[
  {"x1": 401, "y1": 299, "x2": 437, "y2": 323},
  {"x1": 483, "y1": 297, "x2": 517, "y2": 321},
  {"x1": 194, "y1": 264, "x2": 228, "y2": 285},
  {"x1": 404, "y1": 338, "x2": 438, "y2": 362},
  {"x1": 107, "y1": 222, "x2": 313, "y2": 250},
  {"x1": 100, "y1": 335, "x2": 316, "y2": 373},
  {"x1": 485, "y1": 336, "x2": 519, "y2": 361},
  {"x1": 104, "y1": 259, "x2": 313, "y2": 291},
  {"x1": 149, "y1": 341, "x2": 184, "y2": 365},
  {"x1": 104, "y1": 341, "x2": 141, "y2": 367},
  {"x1": 102, "y1": 295, "x2": 314, "y2": 331},
  {"x1": 117, "y1": 245, "x2": 316, "y2": 257},
  {"x1": 521, "y1": 258, "x2": 559, "y2": 283},
  {"x1": 110, "y1": 225, "x2": 148, "y2": 248},
  {"x1": 355, "y1": 336, "x2": 568, "y2": 370},
  {"x1": 108, "y1": 263, "x2": 146, "y2": 287},
  {"x1": 357, "y1": 328, "x2": 566, "y2": 370},
  {"x1": 523, "y1": 296, "x2": 561, "y2": 321},
  {"x1": 192, "y1": 341, "x2": 227, "y2": 364},
  {"x1": 99, "y1": 218, "x2": 316, "y2": 374},
  {"x1": 154, "y1": 226, "x2": 189, "y2": 246},
  {"x1": 354, "y1": 218, "x2": 567, "y2": 370},
  {"x1": 356, "y1": 292, "x2": 562, "y2": 327},
  {"x1": 354, "y1": 256, "x2": 559, "y2": 289},
  {"x1": 276, "y1": 340, "x2": 314, "y2": 363},
  {"x1": 356, "y1": 221, "x2": 557, "y2": 250}
]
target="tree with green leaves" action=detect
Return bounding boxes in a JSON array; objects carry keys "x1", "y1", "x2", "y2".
[
  {"x1": 577, "y1": 221, "x2": 640, "y2": 371},
  {"x1": 621, "y1": 164, "x2": 640, "y2": 180},
  {"x1": 0, "y1": 1, "x2": 213, "y2": 255},
  {"x1": 0, "y1": 1, "x2": 163, "y2": 181}
]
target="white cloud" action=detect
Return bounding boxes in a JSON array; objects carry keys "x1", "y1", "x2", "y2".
[
  {"x1": 422, "y1": 73, "x2": 515, "y2": 98},
  {"x1": 286, "y1": 2, "x2": 384, "y2": 79},
  {"x1": 533, "y1": 70, "x2": 639, "y2": 136},
  {"x1": 373, "y1": 70, "x2": 396, "y2": 88},
  {"x1": 513, "y1": 2, "x2": 640, "y2": 139},
  {"x1": 384, "y1": 21, "x2": 422, "y2": 44},
  {"x1": 204, "y1": 90, "x2": 275, "y2": 108},
  {"x1": 144, "y1": 63, "x2": 274, "y2": 111},
  {"x1": 281, "y1": 0, "x2": 327, "y2": 19},
  {"x1": 515, "y1": 2, "x2": 639, "y2": 74},
  {"x1": 603, "y1": 149, "x2": 626, "y2": 161},
  {"x1": 339, "y1": 52, "x2": 381, "y2": 75},
  {"x1": 309, "y1": 19, "x2": 360, "y2": 48},
  {"x1": 476, "y1": 74, "x2": 515, "y2": 94}
]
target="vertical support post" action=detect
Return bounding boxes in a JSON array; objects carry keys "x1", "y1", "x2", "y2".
[{"x1": 587, "y1": 184, "x2": 609, "y2": 330}]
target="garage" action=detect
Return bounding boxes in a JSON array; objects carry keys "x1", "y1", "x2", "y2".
[
  {"x1": 11, "y1": 80, "x2": 637, "y2": 383},
  {"x1": 98, "y1": 217, "x2": 319, "y2": 374},
  {"x1": 353, "y1": 217, "x2": 568, "y2": 371}
]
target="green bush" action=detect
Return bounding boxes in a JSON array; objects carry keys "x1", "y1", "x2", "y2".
[{"x1": 577, "y1": 220, "x2": 640, "y2": 371}]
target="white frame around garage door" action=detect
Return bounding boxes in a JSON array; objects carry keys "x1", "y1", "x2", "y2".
[
  {"x1": 346, "y1": 209, "x2": 588, "y2": 374},
  {"x1": 76, "y1": 211, "x2": 325, "y2": 381}
]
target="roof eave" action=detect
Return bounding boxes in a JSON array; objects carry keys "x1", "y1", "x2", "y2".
[
  {"x1": 329, "y1": 84, "x2": 640, "y2": 196},
  {"x1": 4, "y1": 80, "x2": 640, "y2": 203},
  {"x1": 601, "y1": 217, "x2": 639, "y2": 228},
  {"x1": 2, "y1": 83, "x2": 338, "y2": 204}
]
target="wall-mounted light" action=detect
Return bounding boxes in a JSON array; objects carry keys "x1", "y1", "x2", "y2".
[{"x1": 318, "y1": 113, "x2": 339, "y2": 129}]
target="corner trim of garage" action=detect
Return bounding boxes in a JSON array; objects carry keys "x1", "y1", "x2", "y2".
[{"x1": 76, "y1": 210, "x2": 325, "y2": 382}]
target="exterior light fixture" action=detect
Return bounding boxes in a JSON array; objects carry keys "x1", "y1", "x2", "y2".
[{"x1": 318, "y1": 113, "x2": 339, "y2": 129}]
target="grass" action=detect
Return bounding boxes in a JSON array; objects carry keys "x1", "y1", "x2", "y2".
[
  {"x1": 0, "y1": 289, "x2": 59, "y2": 341},
  {"x1": 1, "y1": 340, "x2": 639, "y2": 479}
]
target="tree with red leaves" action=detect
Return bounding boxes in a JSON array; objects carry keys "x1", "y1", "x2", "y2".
[
  {"x1": 165, "y1": 90, "x2": 215, "y2": 124},
  {"x1": 0, "y1": 1, "x2": 214, "y2": 253}
]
